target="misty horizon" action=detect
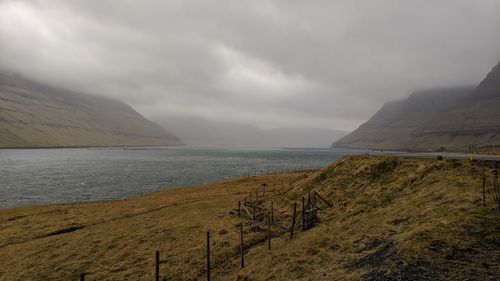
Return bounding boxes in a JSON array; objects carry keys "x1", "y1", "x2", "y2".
[{"x1": 1, "y1": 0, "x2": 500, "y2": 132}]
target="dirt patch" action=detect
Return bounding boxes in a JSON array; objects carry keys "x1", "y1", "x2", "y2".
[
  {"x1": 362, "y1": 260, "x2": 438, "y2": 281},
  {"x1": 361, "y1": 238, "x2": 386, "y2": 252},
  {"x1": 349, "y1": 240, "x2": 438, "y2": 280},
  {"x1": 349, "y1": 241, "x2": 398, "y2": 270}
]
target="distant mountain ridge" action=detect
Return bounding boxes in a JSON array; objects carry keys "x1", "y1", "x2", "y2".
[
  {"x1": 153, "y1": 116, "x2": 347, "y2": 148},
  {"x1": 0, "y1": 72, "x2": 182, "y2": 148},
  {"x1": 334, "y1": 62, "x2": 500, "y2": 151}
]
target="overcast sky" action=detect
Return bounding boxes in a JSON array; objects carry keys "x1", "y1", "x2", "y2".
[{"x1": 1, "y1": 0, "x2": 500, "y2": 131}]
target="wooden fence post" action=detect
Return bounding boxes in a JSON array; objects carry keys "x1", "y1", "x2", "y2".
[
  {"x1": 483, "y1": 174, "x2": 486, "y2": 207},
  {"x1": 290, "y1": 202, "x2": 297, "y2": 238},
  {"x1": 314, "y1": 191, "x2": 333, "y2": 208},
  {"x1": 302, "y1": 197, "x2": 306, "y2": 231},
  {"x1": 493, "y1": 171, "x2": 500, "y2": 211},
  {"x1": 238, "y1": 201, "x2": 241, "y2": 217},
  {"x1": 312, "y1": 191, "x2": 317, "y2": 209},
  {"x1": 240, "y1": 224, "x2": 245, "y2": 268},
  {"x1": 267, "y1": 211, "x2": 272, "y2": 250},
  {"x1": 253, "y1": 202, "x2": 257, "y2": 220},
  {"x1": 155, "y1": 251, "x2": 160, "y2": 281},
  {"x1": 206, "y1": 232, "x2": 211, "y2": 281},
  {"x1": 271, "y1": 202, "x2": 274, "y2": 223}
]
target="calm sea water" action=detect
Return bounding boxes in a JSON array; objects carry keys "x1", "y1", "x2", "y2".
[{"x1": 0, "y1": 146, "x2": 362, "y2": 209}]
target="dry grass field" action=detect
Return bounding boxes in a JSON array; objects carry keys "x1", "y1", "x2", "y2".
[{"x1": 1, "y1": 155, "x2": 499, "y2": 280}]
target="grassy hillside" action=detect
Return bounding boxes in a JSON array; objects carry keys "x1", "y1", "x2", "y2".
[
  {"x1": 0, "y1": 155, "x2": 499, "y2": 280},
  {"x1": 0, "y1": 73, "x2": 182, "y2": 148}
]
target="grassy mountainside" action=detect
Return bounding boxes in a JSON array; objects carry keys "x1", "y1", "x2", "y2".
[
  {"x1": 335, "y1": 62, "x2": 500, "y2": 152},
  {"x1": 0, "y1": 73, "x2": 182, "y2": 148},
  {"x1": 412, "y1": 63, "x2": 500, "y2": 151},
  {"x1": 333, "y1": 87, "x2": 473, "y2": 151},
  {"x1": 0, "y1": 155, "x2": 499, "y2": 280}
]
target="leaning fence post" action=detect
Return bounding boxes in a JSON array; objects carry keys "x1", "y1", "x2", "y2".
[
  {"x1": 302, "y1": 196, "x2": 306, "y2": 231},
  {"x1": 290, "y1": 202, "x2": 297, "y2": 238},
  {"x1": 253, "y1": 202, "x2": 256, "y2": 220},
  {"x1": 312, "y1": 191, "x2": 317, "y2": 209},
  {"x1": 206, "y1": 232, "x2": 211, "y2": 281},
  {"x1": 80, "y1": 273, "x2": 85, "y2": 281},
  {"x1": 155, "y1": 251, "x2": 160, "y2": 281},
  {"x1": 238, "y1": 201, "x2": 241, "y2": 217},
  {"x1": 267, "y1": 211, "x2": 272, "y2": 250},
  {"x1": 240, "y1": 223, "x2": 245, "y2": 268}
]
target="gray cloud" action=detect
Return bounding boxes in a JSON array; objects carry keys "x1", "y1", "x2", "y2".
[{"x1": 1, "y1": 0, "x2": 499, "y2": 130}]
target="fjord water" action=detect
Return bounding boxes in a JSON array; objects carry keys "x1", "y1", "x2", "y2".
[{"x1": 0, "y1": 146, "x2": 360, "y2": 209}]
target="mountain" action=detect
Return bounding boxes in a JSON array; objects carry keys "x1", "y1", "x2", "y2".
[
  {"x1": 334, "y1": 62, "x2": 500, "y2": 151},
  {"x1": 412, "y1": 63, "x2": 500, "y2": 150},
  {"x1": 152, "y1": 116, "x2": 347, "y2": 148},
  {"x1": 333, "y1": 87, "x2": 474, "y2": 151},
  {"x1": 0, "y1": 72, "x2": 182, "y2": 148}
]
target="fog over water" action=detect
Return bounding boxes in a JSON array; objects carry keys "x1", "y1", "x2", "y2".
[{"x1": 1, "y1": 1, "x2": 500, "y2": 131}]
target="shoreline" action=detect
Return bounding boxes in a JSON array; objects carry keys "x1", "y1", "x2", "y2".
[
  {"x1": 2, "y1": 151, "x2": 499, "y2": 211},
  {"x1": 0, "y1": 168, "x2": 319, "y2": 212},
  {"x1": 1, "y1": 154, "x2": 499, "y2": 280},
  {"x1": 0, "y1": 144, "x2": 185, "y2": 150}
]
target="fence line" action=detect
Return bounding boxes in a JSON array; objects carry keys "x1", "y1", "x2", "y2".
[{"x1": 74, "y1": 167, "x2": 326, "y2": 280}]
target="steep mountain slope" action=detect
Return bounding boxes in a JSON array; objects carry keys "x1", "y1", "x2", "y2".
[
  {"x1": 334, "y1": 87, "x2": 474, "y2": 150},
  {"x1": 0, "y1": 73, "x2": 182, "y2": 148},
  {"x1": 413, "y1": 63, "x2": 500, "y2": 149},
  {"x1": 335, "y1": 62, "x2": 500, "y2": 151},
  {"x1": 153, "y1": 116, "x2": 347, "y2": 148}
]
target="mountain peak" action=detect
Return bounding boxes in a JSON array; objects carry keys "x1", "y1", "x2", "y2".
[
  {"x1": 333, "y1": 61, "x2": 500, "y2": 151},
  {"x1": 476, "y1": 61, "x2": 500, "y2": 97}
]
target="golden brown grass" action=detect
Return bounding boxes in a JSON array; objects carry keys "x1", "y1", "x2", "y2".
[{"x1": 1, "y1": 155, "x2": 499, "y2": 280}]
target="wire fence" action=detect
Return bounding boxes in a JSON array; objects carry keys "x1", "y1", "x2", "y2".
[{"x1": 75, "y1": 167, "x2": 332, "y2": 281}]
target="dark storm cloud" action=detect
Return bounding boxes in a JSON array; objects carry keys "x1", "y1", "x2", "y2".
[{"x1": 1, "y1": 0, "x2": 500, "y2": 130}]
